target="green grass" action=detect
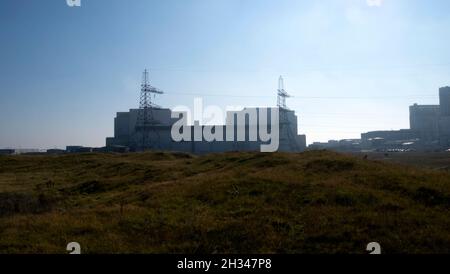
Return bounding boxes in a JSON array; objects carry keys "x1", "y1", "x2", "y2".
[{"x1": 0, "y1": 150, "x2": 449, "y2": 254}]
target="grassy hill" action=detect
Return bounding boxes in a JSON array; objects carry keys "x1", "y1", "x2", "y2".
[{"x1": 0, "y1": 150, "x2": 449, "y2": 254}]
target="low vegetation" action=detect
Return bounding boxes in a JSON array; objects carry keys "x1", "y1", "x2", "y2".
[{"x1": 0, "y1": 150, "x2": 449, "y2": 254}]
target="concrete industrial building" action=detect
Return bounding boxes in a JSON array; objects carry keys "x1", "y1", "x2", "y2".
[
  {"x1": 440, "y1": 87, "x2": 450, "y2": 116},
  {"x1": 439, "y1": 87, "x2": 450, "y2": 147},
  {"x1": 106, "y1": 73, "x2": 306, "y2": 153},
  {"x1": 309, "y1": 139, "x2": 362, "y2": 152},
  {"x1": 0, "y1": 149, "x2": 15, "y2": 155},
  {"x1": 106, "y1": 107, "x2": 307, "y2": 153},
  {"x1": 409, "y1": 104, "x2": 440, "y2": 141},
  {"x1": 0, "y1": 149, "x2": 42, "y2": 155},
  {"x1": 360, "y1": 86, "x2": 450, "y2": 151}
]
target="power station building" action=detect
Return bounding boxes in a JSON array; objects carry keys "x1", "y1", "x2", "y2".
[
  {"x1": 439, "y1": 87, "x2": 450, "y2": 147},
  {"x1": 106, "y1": 107, "x2": 307, "y2": 153},
  {"x1": 106, "y1": 72, "x2": 307, "y2": 153},
  {"x1": 361, "y1": 86, "x2": 450, "y2": 151},
  {"x1": 409, "y1": 104, "x2": 440, "y2": 142}
]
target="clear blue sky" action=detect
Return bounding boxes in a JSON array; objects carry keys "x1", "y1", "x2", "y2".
[{"x1": 1, "y1": 0, "x2": 450, "y2": 149}]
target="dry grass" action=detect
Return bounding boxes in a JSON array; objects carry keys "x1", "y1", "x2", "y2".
[{"x1": 0, "y1": 150, "x2": 449, "y2": 254}]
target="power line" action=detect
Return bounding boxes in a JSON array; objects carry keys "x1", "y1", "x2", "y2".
[
  {"x1": 163, "y1": 91, "x2": 437, "y2": 100},
  {"x1": 147, "y1": 63, "x2": 450, "y2": 73},
  {"x1": 301, "y1": 124, "x2": 406, "y2": 129}
]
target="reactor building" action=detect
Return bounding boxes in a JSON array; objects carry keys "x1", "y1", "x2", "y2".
[{"x1": 106, "y1": 71, "x2": 307, "y2": 153}]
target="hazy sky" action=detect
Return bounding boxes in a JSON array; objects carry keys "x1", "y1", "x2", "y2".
[{"x1": 1, "y1": 0, "x2": 450, "y2": 149}]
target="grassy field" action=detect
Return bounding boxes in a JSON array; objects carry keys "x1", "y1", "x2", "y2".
[
  {"x1": 0, "y1": 150, "x2": 449, "y2": 254},
  {"x1": 355, "y1": 152, "x2": 450, "y2": 171}
]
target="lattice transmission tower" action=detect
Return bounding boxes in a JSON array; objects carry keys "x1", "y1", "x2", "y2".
[
  {"x1": 277, "y1": 76, "x2": 290, "y2": 109},
  {"x1": 277, "y1": 76, "x2": 301, "y2": 152},
  {"x1": 135, "y1": 69, "x2": 164, "y2": 151}
]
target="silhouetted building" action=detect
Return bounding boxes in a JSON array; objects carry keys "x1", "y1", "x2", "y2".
[
  {"x1": 409, "y1": 104, "x2": 440, "y2": 141},
  {"x1": 361, "y1": 86, "x2": 450, "y2": 151},
  {"x1": 106, "y1": 107, "x2": 307, "y2": 153},
  {"x1": 66, "y1": 146, "x2": 93, "y2": 153},
  {"x1": 46, "y1": 149, "x2": 66, "y2": 154},
  {"x1": 361, "y1": 129, "x2": 421, "y2": 151},
  {"x1": 309, "y1": 139, "x2": 362, "y2": 152},
  {"x1": 439, "y1": 87, "x2": 450, "y2": 116},
  {"x1": 439, "y1": 87, "x2": 450, "y2": 148},
  {"x1": 0, "y1": 149, "x2": 15, "y2": 155}
]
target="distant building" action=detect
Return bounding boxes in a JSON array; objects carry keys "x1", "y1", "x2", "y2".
[
  {"x1": 66, "y1": 146, "x2": 93, "y2": 153},
  {"x1": 409, "y1": 104, "x2": 440, "y2": 141},
  {"x1": 360, "y1": 86, "x2": 450, "y2": 151},
  {"x1": 0, "y1": 149, "x2": 45, "y2": 155},
  {"x1": 92, "y1": 146, "x2": 130, "y2": 153},
  {"x1": 0, "y1": 149, "x2": 15, "y2": 155},
  {"x1": 106, "y1": 107, "x2": 307, "y2": 153},
  {"x1": 439, "y1": 87, "x2": 450, "y2": 116},
  {"x1": 439, "y1": 87, "x2": 450, "y2": 148},
  {"x1": 362, "y1": 129, "x2": 418, "y2": 142},
  {"x1": 361, "y1": 129, "x2": 420, "y2": 151},
  {"x1": 106, "y1": 72, "x2": 306, "y2": 154},
  {"x1": 46, "y1": 149, "x2": 66, "y2": 155},
  {"x1": 309, "y1": 139, "x2": 362, "y2": 152}
]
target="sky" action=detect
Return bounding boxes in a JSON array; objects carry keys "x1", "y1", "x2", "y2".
[{"x1": 1, "y1": 0, "x2": 450, "y2": 149}]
